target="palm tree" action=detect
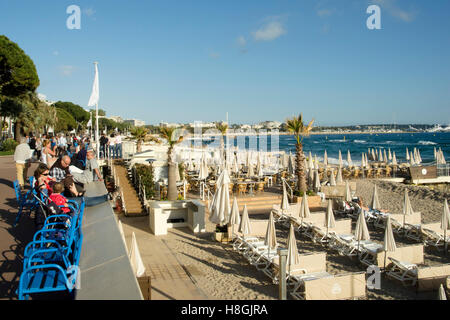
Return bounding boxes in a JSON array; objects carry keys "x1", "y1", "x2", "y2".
[
  {"x1": 285, "y1": 114, "x2": 314, "y2": 194},
  {"x1": 159, "y1": 126, "x2": 184, "y2": 201},
  {"x1": 215, "y1": 122, "x2": 228, "y2": 160},
  {"x1": 130, "y1": 126, "x2": 149, "y2": 153}
]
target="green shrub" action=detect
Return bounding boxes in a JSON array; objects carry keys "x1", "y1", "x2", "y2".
[
  {"x1": 294, "y1": 190, "x2": 317, "y2": 197},
  {"x1": 135, "y1": 163, "x2": 156, "y2": 199},
  {"x1": 0, "y1": 138, "x2": 18, "y2": 152}
]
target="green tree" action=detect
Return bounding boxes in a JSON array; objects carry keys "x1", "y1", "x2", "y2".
[
  {"x1": 53, "y1": 101, "x2": 89, "y2": 125},
  {"x1": 130, "y1": 126, "x2": 149, "y2": 153},
  {"x1": 285, "y1": 114, "x2": 314, "y2": 193},
  {"x1": 0, "y1": 35, "x2": 40, "y2": 140},
  {"x1": 55, "y1": 108, "x2": 77, "y2": 133},
  {"x1": 215, "y1": 122, "x2": 228, "y2": 159}
]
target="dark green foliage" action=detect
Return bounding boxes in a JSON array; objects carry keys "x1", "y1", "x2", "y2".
[
  {"x1": 294, "y1": 190, "x2": 316, "y2": 197},
  {"x1": 135, "y1": 163, "x2": 156, "y2": 199},
  {"x1": 55, "y1": 108, "x2": 77, "y2": 132},
  {"x1": 0, "y1": 138, "x2": 18, "y2": 151},
  {"x1": 0, "y1": 35, "x2": 40, "y2": 99},
  {"x1": 53, "y1": 101, "x2": 89, "y2": 124}
]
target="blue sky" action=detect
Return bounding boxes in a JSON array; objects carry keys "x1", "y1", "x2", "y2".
[{"x1": 1, "y1": 0, "x2": 449, "y2": 126}]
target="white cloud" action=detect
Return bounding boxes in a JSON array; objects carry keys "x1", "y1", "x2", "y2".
[
  {"x1": 317, "y1": 9, "x2": 333, "y2": 17},
  {"x1": 373, "y1": 0, "x2": 417, "y2": 22},
  {"x1": 237, "y1": 36, "x2": 246, "y2": 47},
  {"x1": 59, "y1": 65, "x2": 75, "y2": 77},
  {"x1": 52, "y1": 50, "x2": 59, "y2": 56},
  {"x1": 251, "y1": 21, "x2": 286, "y2": 42},
  {"x1": 83, "y1": 8, "x2": 95, "y2": 16}
]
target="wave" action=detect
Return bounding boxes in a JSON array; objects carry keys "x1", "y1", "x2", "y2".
[
  {"x1": 329, "y1": 139, "x2": 347, "y2": 143},
  {"x1": 354, "y1": 140, "x2": 366, "y2": 144},
  {"x1": 418, "y1": 140, "x2": 437, "y2": 145}
]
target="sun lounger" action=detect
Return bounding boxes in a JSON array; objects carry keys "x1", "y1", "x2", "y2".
[
  {"x1": 327, "y1": 234, "x2": 369, "y2": 258},
  {"x1": 404, "y1": 223, "x2": 422, "y2": 242},
  {"x1": 386, "y1": 257, "x2": 419, "y2": 286},
  {"x1": 268, "y1": 252, "x2": 327, "y2": 283},
  {"x1": 420, "y1": 223, "x2": 450, "y2": 250},
  {"x1": 359, "y1": 244, "x2": 424, "y2": 269}
]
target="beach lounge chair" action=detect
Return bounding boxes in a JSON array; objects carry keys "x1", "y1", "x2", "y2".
[
  {"x1": 269, "y1": 252, "x2": 327, "y2": 284},
  {"x1": 386, "y1": 257, "x2": 418, "y2": 286},
  {"x1": 404, "y1": 223, "x2": 422, "y2": 242},
  {"x1": 327, "y1": 233, "x2": 367, "y2": 258},
  {"x1": 419, "y1": 223, "x2": 450, "y2": 250},
  {"x1": 359, "y1": 244, "x2": 424, "y2": 269}
]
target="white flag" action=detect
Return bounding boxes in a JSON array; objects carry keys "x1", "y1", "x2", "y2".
[
  {"x1": 87, "y1": 63, "x2": 99, "y2": 107},
  {"x1": 86, "y1": 119, "x2": 92, "y2": 127}
]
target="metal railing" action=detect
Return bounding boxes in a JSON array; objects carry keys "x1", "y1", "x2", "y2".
[{"x1": 437, "y1": 164, "x2": 450, "y2": 177}]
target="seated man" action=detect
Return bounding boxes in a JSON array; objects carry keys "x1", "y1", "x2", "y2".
[
  {"x1": 71, "y1": 150, "x2": 103, "y2": 184},
  {"x1": 49, "y1": 155, "x2": 84, "y2": 197}
]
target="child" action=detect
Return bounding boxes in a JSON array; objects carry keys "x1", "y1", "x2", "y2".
[{"x1": 49, "y1": 182, "x2": 71, "y2": 214}]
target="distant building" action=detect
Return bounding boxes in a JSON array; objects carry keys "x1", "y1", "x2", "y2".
[
  {"x1": 160, "y1": 122, "x2": 181, "y2": 128},
  {"x1": 124, "y1": 119, "x2": 146, "y2": 127},
  {"x1": 108, "y1": 116, "x2": 123, "y2": 123},
  {"x1": 259, "y1": 121, "x2": 282, "y2": 129}
]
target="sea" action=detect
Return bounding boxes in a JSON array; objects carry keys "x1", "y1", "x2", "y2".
[{"x1": 213, "y1": 132, "x2": 450, "y2": 165}]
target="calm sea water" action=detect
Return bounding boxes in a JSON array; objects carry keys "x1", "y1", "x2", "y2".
[{"x1": 222, "y1": 132, "x2": 450, "y2": 165}]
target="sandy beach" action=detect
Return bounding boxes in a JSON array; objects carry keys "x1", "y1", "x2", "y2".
[{"x1": 119, "y1": 178, "x2": 449, "y2": 300}]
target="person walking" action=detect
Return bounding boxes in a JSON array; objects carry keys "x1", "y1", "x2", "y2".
[
  {"x1": 108, "y1": 133, "x2": 116, "y2": 159},
  {"x1": 115, "y1": 133, "x2": 123, "y2": 159},
  {"x1": 14, "y1": 137, "x2": 32, "y2": 189}
]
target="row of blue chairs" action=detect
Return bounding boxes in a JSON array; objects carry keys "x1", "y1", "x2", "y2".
[{"x1": 15, "y1": 184, "x2": 86, "y2": 300}]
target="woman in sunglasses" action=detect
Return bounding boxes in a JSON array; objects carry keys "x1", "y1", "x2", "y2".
[{"x1": 34, "y1": 163, "x2": 56, "y2": 195}]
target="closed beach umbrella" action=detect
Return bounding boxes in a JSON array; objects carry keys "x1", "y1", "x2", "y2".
[
  {"x1": 383, "y1": 216, "x2": 397, "y2": 269},
  {"x1": 239, "y1": 204, "x2": 252, "y2": 237},
  {"x1": 288, "y1": 155, "x2": 295, "y2": 176},
  {"x1": 410, "y1": 151, "x2": 415, "y2": 165},
  {"x1": 336, "y1": 166, "x2": 343, "y2": 184},
  {"x1": 228, "y1": 197, "x2": 241, "y2": 238},
  {"x1": 198, "y1": 156, "x2": 208, "y2": 180},
  {"x1": 406, "y1": 147, "x2": 410, "y2": 161},
  {"x1": 439, "y1": 284, "x2": 447, "y2": 300},
  {"x1": 371, "y1": 184, "x2": 381, "y2": 210},
  {"x1": 308, "y1": 152, "x2": 313, "y2": 170},
  {"x1": 417, "y1": 149, "x2": 422, "y2": 163},
  {"x1": 392, "y1": 152, "x2": 398, "y2": 166},
  {"x1": 287, "y1": 223, "x2": 300, "y2": 271},
  {"x1": 324, "y1": 150, "x2": 328, "y2": 167},
  {"x1": 256, "y1": 153, "x2": 264, "y2": 178},
  {"x1": 209, "y1": 168, "x2": 231, "y2": 226},
  {"x1": 338, "y1": 150, "x2": 343, "y2": 168},
  {"x1": 355, "y1": 209, "x2": 371, "y2": 250},
  {"x1": 383, "y1": 149, "x2": 387, "y2": 164},
  {"x1": 379, "y1": 149, "x2": 383, "y2": 163},
  {"x1": 281, "y1": 180, "x2": 290, "y2": 212},
  {"x1": 325, "y1": 199, "x2": 336, "y2": 237},
  {"x1": 361, "y1": 153, "x2": 365, "y2": 168},
  {"x1": 347, "y1": 150, "x2": 353, "y2": 167},
  {"x1": 129, "y1": 232, "x2": 146, "y2": 277},
  {"x1": 329, "y1": 168, "x2": 336, "y2": 186},
  {"x1": 388, "y1": 148, "x2": 392, "y2": 161},
  {"x1": 441, "y1": 150, "x2": 446, "y2": 164},
  {"x1": 371, "y1": 149, "x2": 376, "y2": 162},
  {"x1": 264, "y1": 211, "x2": 278, "y2": 256},
  {"x1": 308, "y1": 167, "x2": 314, "y2": 188},
  {"x1": 300, "y1": 193, "x2": 311, "y2": 226},
  {"x1": 314, "y1": 169, "x2": 321, "y2": 192},
  {"x1": 314, "y1": 155, "x2": 319, "y2": 170},
  {"x1": 441, "y1": 199, "x2": 450, "y2": 253},
  {"x1": 344, "y1": 180, "x2": 352, "y2": 202},
  {"x1": 247, "y1": 162, "x2": 255, "y2": 178}
]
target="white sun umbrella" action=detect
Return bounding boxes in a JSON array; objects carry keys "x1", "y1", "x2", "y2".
[
  {"x1": 410, "y1": 151, "x2": 415, "y2": 165},
  {"x1": 308, "y1": 152, "x2": 313, "y2": 170},
  {"x1": 371, "y1": 184, "x2": 381, "y2": 210},
  {"x1": 238, "y1": 204, "x2": 252, "y2": 238},
  {"x1": 336, "y1": 166, "x2": 343, "y2": 185},
  {"x1": 287, "y1": 154, "x2": 295, "y2": 176},
  {"x1": 329, "y1": 168, "x2": 336, "y2": 186},
  {"x1": 264, "y1": 211, "x2": 278, "y2": 257},
  {"x1": 439, "y1": 284, "x2": 447, "y2": 300},
  {"x1": 257, "y1": 159, "x2": 264, "y2": 179},
  {"x1": 314, "y1": 155, "x2": 319, "y2": 170},
  {"x1": 371, "y1": 149, "x2": 376, "y2": 162},
  {"x1": 247, "y1": 162, "x2": 255, "y2": 178},
  {"x1": 287, "y1": 223, "x2": 300, "y2": 272},
  {"x1": 344, "y1": 180, "x2": 352, "y2": 202},
  {"x1": 325, "y1": 199, "x2": 336, "y2": 237},
  {"x1": 314, "y1": 169, "x2": 321, "y2": 192},
  {"x1": 303, "y1": 157, "x2": 308, "y2": 172},
  {"x1": 417, "y1": 149, "x2": 422, "y2": 163},
  {"x1": 383, "y1": 149, "x2": 387, "y2": 164},
  {"x1": 300, "y1": 193, "x2": 311, "y2": 226},
  {"x1": 402, "y1": 190, "x2": 414, "y2": 228},
  {"x1": 308, "y1": 167, "x2": 315, "y2": 188},
  {"x1": 228, "y1": 197, "x2": 241, "y2": 238},
  {"x1": 388, "y1": 148, "x2": 392, "y2": 161},
  {"x1": 129, "y1": 232, "x2": 146, "y2": 277},
  {"x1": 441, "y1": 150, "x2": 446, "y2": 164},
  {"x1": 324, "y1": 150, "x2": 328, "y2": 167},
  {"x1": 209, "y1": 168, "x2": 231, "y2": 226},
  {"x1": 347, "y1": 150, "x2": 353, "y2": 167},
  {"x1": 376, "y1": 149, "x2": 380, "y2": 162},
  {"x1": 355, "y1": 209, "x2": 371, "y2": 250},
  {"x1": 392, "y1": 152, "x2": 398, "y2": 166},
  {"x1": 406, "y1": 147, "x2": 410, "y2": 161},
  {"x1": 281, "y1": 180, "x2": 290, "y2": 212},
  {"x1": 441, "y1": 199, "x2": 450, "y2": 253},
  {"x1": 434, "y1": 147, "x2": 437, "y2": 160},
  {"x1": 338, "y1": 150, "x2": 343, "y2": 168},
  {"x1": 361, "y1": 153, "x2": 365, "y2": 168},
  {"x1": 379, "y1": 149, "x2": 384, "y2": 163},
  {"x1": 383, "y1": 216, "x2": 397, "y2": 269}
]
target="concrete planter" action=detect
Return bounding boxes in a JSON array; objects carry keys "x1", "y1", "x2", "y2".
[{"x1": 294, "y1": 195, "x2": 322, "y2": 209}]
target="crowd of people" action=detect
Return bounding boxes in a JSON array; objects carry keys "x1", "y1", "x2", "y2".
[{"x1": 13, "y1": 132, "x2": 106, "y2": 198}]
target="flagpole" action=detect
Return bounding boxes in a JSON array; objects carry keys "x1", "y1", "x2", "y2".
[{"x1": 94, "y1": 62, "x2": 100, "y2": 159}]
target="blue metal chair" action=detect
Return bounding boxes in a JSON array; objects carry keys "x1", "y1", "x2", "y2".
[{"x1": 13, "y1": 180, "x2": 39, "y2": 227}]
